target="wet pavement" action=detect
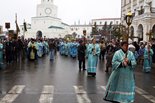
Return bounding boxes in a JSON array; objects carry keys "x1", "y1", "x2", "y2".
[{"x1": 0, "y1": 53, "x2": 155, "y2": 103}]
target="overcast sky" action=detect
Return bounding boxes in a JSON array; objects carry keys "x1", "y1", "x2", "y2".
[{"x1": 0, "y1": 0, "x2": 121, "y2": 29}]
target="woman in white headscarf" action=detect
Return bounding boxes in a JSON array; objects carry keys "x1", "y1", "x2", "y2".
[
  {"x1": 128, "y1": 44, "x2": 139, "y2": 60},
  {"x1": 143, "y1": 43, "x2": 154, "y2": 73}
]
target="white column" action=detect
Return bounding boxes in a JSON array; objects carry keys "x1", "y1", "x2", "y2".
[
  {"x1": 143, "y1": 24, "x2": 148, "y2": 41},
  {"x1": 144, "y1": 0, "x2": 151, "y2": 13},
  {"x1": 137, "y1": 0, "x2": 140, "y2": 5},
  {"x1": 133, "y1": 23, "x2": 139, "y2": 42},
  {"x1": 152, "y1": 0, "x2": 155, "y2": 7},
  {"x1": 135, "y1": 0, "x2": 140, "y2": 16},
  {"x1": 131, "y1": 0, "x2": 134, "y2": 13}
]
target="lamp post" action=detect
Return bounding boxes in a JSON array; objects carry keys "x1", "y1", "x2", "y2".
[
  {"x1": 125, "y1": 12, "x2": 133, "y2": 57},
  {"x1": 125, "y1": 12, "x2": 133, "y2": 41}
]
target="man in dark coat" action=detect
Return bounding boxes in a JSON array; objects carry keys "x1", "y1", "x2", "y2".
[
  {"x1": 17, "y1": 37, "x2": 24, "y2": 61},
  {"x1": 78, "y1": 40, "x2": 86, "y2": 71},
  {"x1": 5, "y1": 37, "x2": 13, "y2": 63},
  {"x1": 151, "y1": 40, "x2": 155, "y2": 63}
]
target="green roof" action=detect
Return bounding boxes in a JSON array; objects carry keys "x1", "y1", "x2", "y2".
[{"x1": 48, "y1": 26, "x2": 64, "y2": 29}]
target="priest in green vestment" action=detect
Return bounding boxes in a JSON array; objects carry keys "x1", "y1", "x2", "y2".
[{"x1": 104, "y1": 41, "x2": 136, "y2": 103}]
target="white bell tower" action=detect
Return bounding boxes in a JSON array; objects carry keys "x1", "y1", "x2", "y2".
[{"x1": 37, "y1": 0, "x2": 57, "y2": 17}]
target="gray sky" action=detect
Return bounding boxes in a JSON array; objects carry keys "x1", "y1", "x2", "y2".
[{"x1": 0, "y1": 0, "x2": 121, "y2": 29}]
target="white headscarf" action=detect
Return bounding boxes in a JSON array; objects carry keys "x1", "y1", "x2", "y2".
[{"x1": 128, "y1": 44, "x2": 135, "y2": 52}]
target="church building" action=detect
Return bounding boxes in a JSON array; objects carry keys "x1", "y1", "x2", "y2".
[{"x1": 22, "y1": 0, "x2": 70, "y2": 39}]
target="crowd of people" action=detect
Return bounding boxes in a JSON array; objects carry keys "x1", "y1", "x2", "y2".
[
  {"x1": 0, "y1": 36, "x2": 154, "y2": 74},
  {"x1": 58, "y1": 38, "x2": 155, "y2": 73},
  {"x1": 0, "y1": 37, "x2": 58, "y2": 68},
  {"x1": 57, "y1": 38, "x2": 155, "y2": 103},
  {"x1": 0, "y1": 36, "x2": 155, "y2": 103}
]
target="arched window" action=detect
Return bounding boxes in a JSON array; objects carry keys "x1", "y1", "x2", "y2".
[
  {"x1": 36, "y1": 31, "x2": 43, "y2": 38},
  {"x1": 152, "y1": 25, "x2": 155, "y2": 38},
  {"x1": 130, "y1": 26, "x2": 134, "y2": 40},
  {"x1": 137, "y1": 24, "x2": 143, "y2": 41}
]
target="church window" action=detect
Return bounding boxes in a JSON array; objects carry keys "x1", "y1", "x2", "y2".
[{"x1": 116, "y1": 21, "x2": 118, "y2": 24}]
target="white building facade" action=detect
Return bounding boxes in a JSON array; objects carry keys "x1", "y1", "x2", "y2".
[
  {"x1": 70, "y1": 18, "x2": 121, "y2": 40},
  {"x1": 92, "y1": 18, "x2": 121, "y2": 30},
  {"x1": 121, "y1": 0, "x2": 155, "y2": 42},
  {"x1": 22, "y1": 0, "x2": 70, "y2": 39},
  {"x1": 70, "y1": 25, "x2": 92, "y2": 39},
  {"x1": 92, "y1": 18, "x2": 121, "y2": 26}
]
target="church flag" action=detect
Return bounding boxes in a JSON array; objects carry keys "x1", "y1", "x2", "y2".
[
  {"x1": 15, "y1": 13, "x2": 20, "y2": 34},
  {"x1": 23, "y1": 20, "x2": 27, "y2": 32}
]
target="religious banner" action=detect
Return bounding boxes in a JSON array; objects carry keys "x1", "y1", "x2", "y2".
[{"x1": 5, "y1": 22, "x2": 10, "y2": 29}]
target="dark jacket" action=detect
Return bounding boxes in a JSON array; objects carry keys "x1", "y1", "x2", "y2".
[
  {"x1": 78, "y1": 44, "x2": 86, "y2": 61},
  {"x1": 152, "y1": 44, "x2": 155, "y2": 63}
]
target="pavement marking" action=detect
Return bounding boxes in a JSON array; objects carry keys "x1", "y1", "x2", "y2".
[
  {"x1": 135, "y1": 87, "x2": 155, "y2": 103},
  {"x1": 8, "y1": 85, "x2": 25, "y2": 94},
  {"x1": 0, "y1": 85, "x2": 25, "y2": 103},
  {"x1": 41, "y1": 85, "x2": 54, "y2": 94},
  {"x1": 39, "y1": 85, "x2": 54, "y2": 103},
  {"x1": 101, "y1": 86, "x2": 155, "y2": 103},
  {"x1": 0, "y1": 94, "x2": 18, "y2": 103},
  {"x1": 74, "y1": 86, "x2": 91, "y2": 103}
]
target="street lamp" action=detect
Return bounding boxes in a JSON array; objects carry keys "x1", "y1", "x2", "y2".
[
  {"x1": 125, "y1": 12, "x2": 133, "y2": 42},
  {"x1": 125, "y1": 12, "x2": 133, "y2": 39},
  {"x1": 125, "y1": 12, "x2": 133, "y2": 26},
  {"x1": 125, "y1": 11, "x2": 133, "y2": 57}
]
